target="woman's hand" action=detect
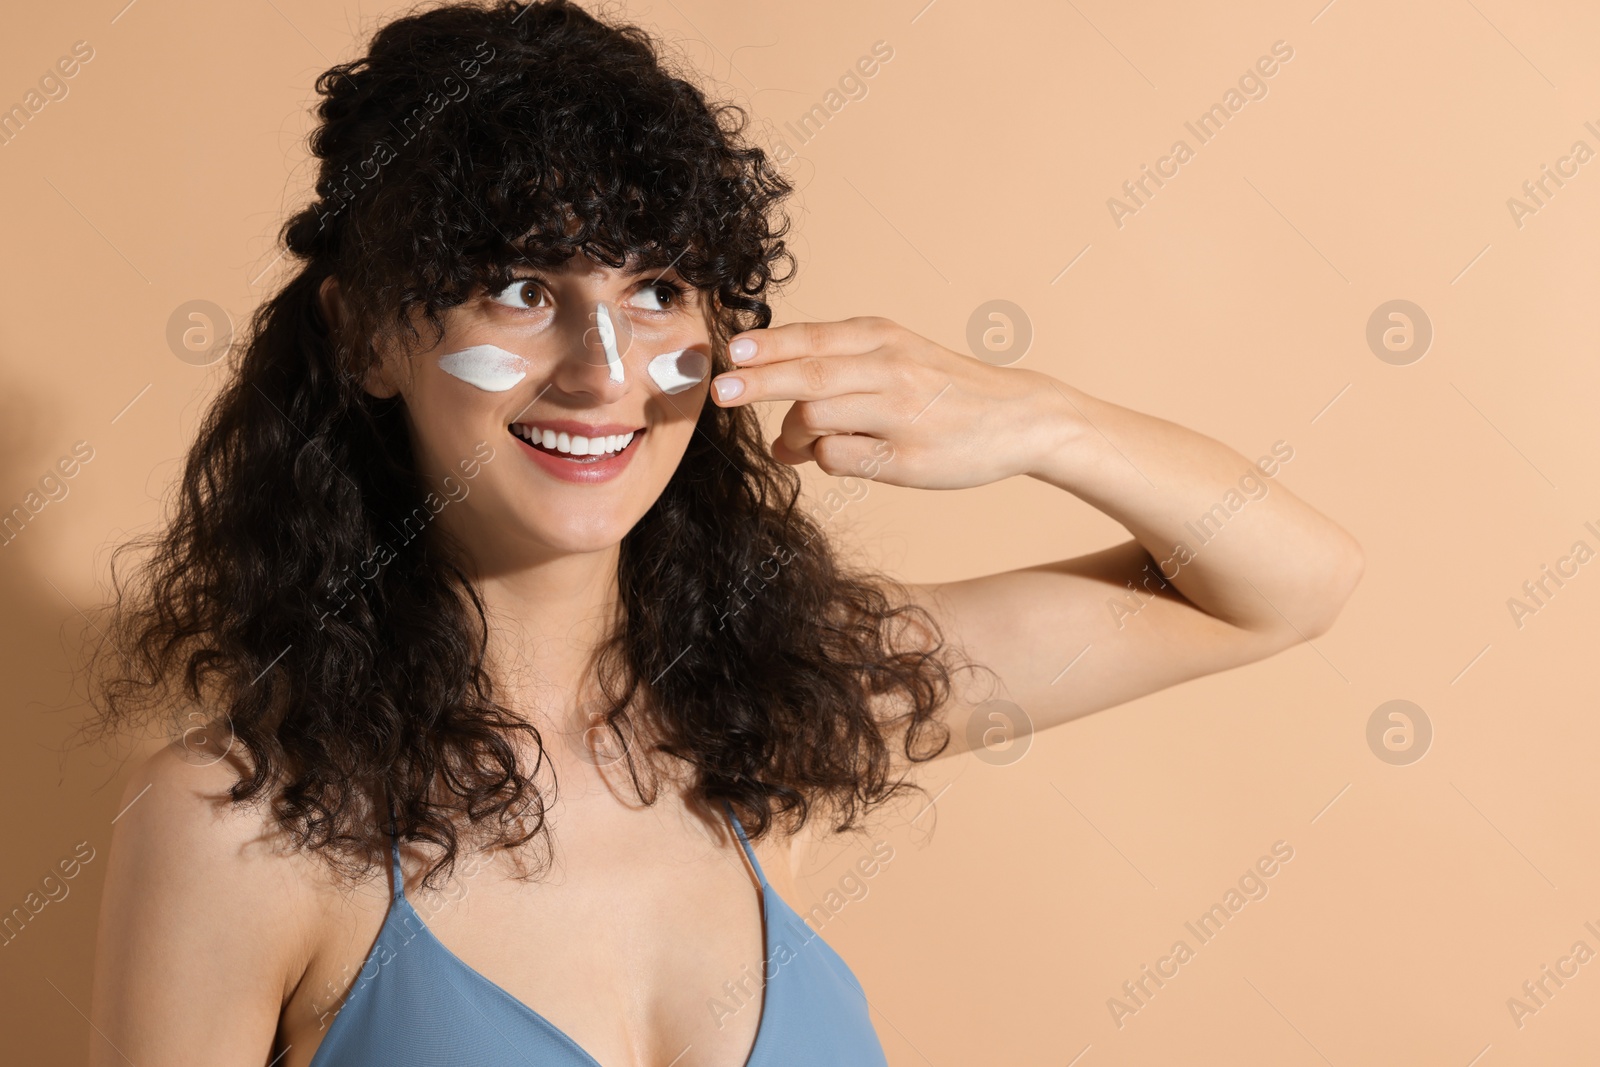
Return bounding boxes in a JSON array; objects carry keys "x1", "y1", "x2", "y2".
[{"x1": 710, "y1": 316, "x2": 1078, "y2": 490}]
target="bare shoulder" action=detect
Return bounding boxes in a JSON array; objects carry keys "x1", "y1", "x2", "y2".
[{"x1": 90, "y1": 737, "x2": 329, "y2": 1066}]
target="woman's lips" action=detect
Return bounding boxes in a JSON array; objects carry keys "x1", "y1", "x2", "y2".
[{"x1": 507, "y1": 423, "x2": 644, "y2": 484}]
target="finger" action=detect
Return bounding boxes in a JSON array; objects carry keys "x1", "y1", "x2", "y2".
[
  {"x1": 771, "y1": 428, "x2": 876, "y2": 469},
  {"x1": 809, "y1": 432, "x2": 891, "y2": 479},
  {"x1": 712, "y1": 351, "x2": 884, "y2": 407},
  {"x1": 770, "y1": 434, "x2": 811, "y2": 466},
  {"x1": 773, "y1": 396, "x2": 879, "y2": 461},
  {"x1": 774, "y1": 402, "x2": 819, "y2": 463},
  {"x1": 726, "y1": 317, "x2": 892, "y2": 367}
]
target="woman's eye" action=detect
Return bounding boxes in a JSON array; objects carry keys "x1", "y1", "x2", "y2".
[
  {"x1": 626, "y1": 284, "x2": 678, "y2": 312},
  {"x1": 488, "y1": 279, "x2": 547, "y2": 309}
]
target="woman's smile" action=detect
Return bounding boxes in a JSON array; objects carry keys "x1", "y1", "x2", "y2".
[{"x1": 507, "y1": 417, "x2": 647, "y2": 484}]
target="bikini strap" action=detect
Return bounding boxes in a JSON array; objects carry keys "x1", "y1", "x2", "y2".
[
  {"x1": 386, "y1": 799, "x2": 405, "y2": 901},
  {"x1": 723, "y1": 800, "x2": 769, "y2": 889}
]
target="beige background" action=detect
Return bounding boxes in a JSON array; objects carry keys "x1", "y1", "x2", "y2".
[{"x1": 3, "y1": 0, "x2": 1598, "y2": 1063}]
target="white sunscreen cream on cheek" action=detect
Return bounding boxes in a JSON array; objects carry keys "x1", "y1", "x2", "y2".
[
  {"x1": 437, "y1": 345, "x2": 528, "y2": 392},
  {"x1": 646, "y1": 349, "x2": 710, "y2": 395},
  {"x1": 595, "y1": 301, "x2": 625, "y2": 384}
]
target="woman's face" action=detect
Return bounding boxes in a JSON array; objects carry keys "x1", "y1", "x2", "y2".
[{"x1": 364, "y1": 253, "x2": 714, "y2": 570}]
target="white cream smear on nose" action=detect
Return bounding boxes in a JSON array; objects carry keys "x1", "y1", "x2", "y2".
[
  {"x1": 595, "y1": 301, "x2": 625, "y2": 384},
  {"x1": 646, "y1": 349, "x2": 709, "y2": 394},
  {"x1": 438, "y1": 345, "x2": 528, "y2": 392}
]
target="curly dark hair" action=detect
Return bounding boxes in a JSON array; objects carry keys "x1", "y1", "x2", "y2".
[{"x1": 84, "y1": 0, "x2": 968, "y2": 891}]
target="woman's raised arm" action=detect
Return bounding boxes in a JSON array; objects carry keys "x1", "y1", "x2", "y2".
[{"x1": 711, "y1": 316, "x2": 1364, "y2": 758}]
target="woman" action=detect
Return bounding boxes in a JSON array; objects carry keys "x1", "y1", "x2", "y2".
[{"x1": 86, "y1": 1, "x2": 1363, "y2": 1064}]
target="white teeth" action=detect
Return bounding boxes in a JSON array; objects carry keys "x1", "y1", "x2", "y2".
[{"x1": 511, "y1": 425, "x2": 638, "y2": 456}]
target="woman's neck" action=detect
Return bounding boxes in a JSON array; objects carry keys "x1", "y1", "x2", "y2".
[{"x1": 471, "y1": 541, "x2": 625, "y2": 733}]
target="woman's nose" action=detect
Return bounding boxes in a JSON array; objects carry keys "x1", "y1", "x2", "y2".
[{"x1": 553, "y1": 301, "x2": 632, "y2": 398}]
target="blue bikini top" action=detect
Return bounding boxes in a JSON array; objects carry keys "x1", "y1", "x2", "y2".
[{"x1": 304, "y1": 801, "x2": 887, "y2": 1066}]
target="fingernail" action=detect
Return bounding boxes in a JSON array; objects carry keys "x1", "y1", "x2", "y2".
[
  {"x1": 714, "y1": 375, "x2": 744, "y2": 401},
  {"x1": 729, "y1": 338, "x2": 757, "y2": 362}
]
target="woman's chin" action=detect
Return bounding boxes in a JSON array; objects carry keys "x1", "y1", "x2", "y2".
[{"x1": 514, "y1": 509, "x2": 640, "y2": 558}]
